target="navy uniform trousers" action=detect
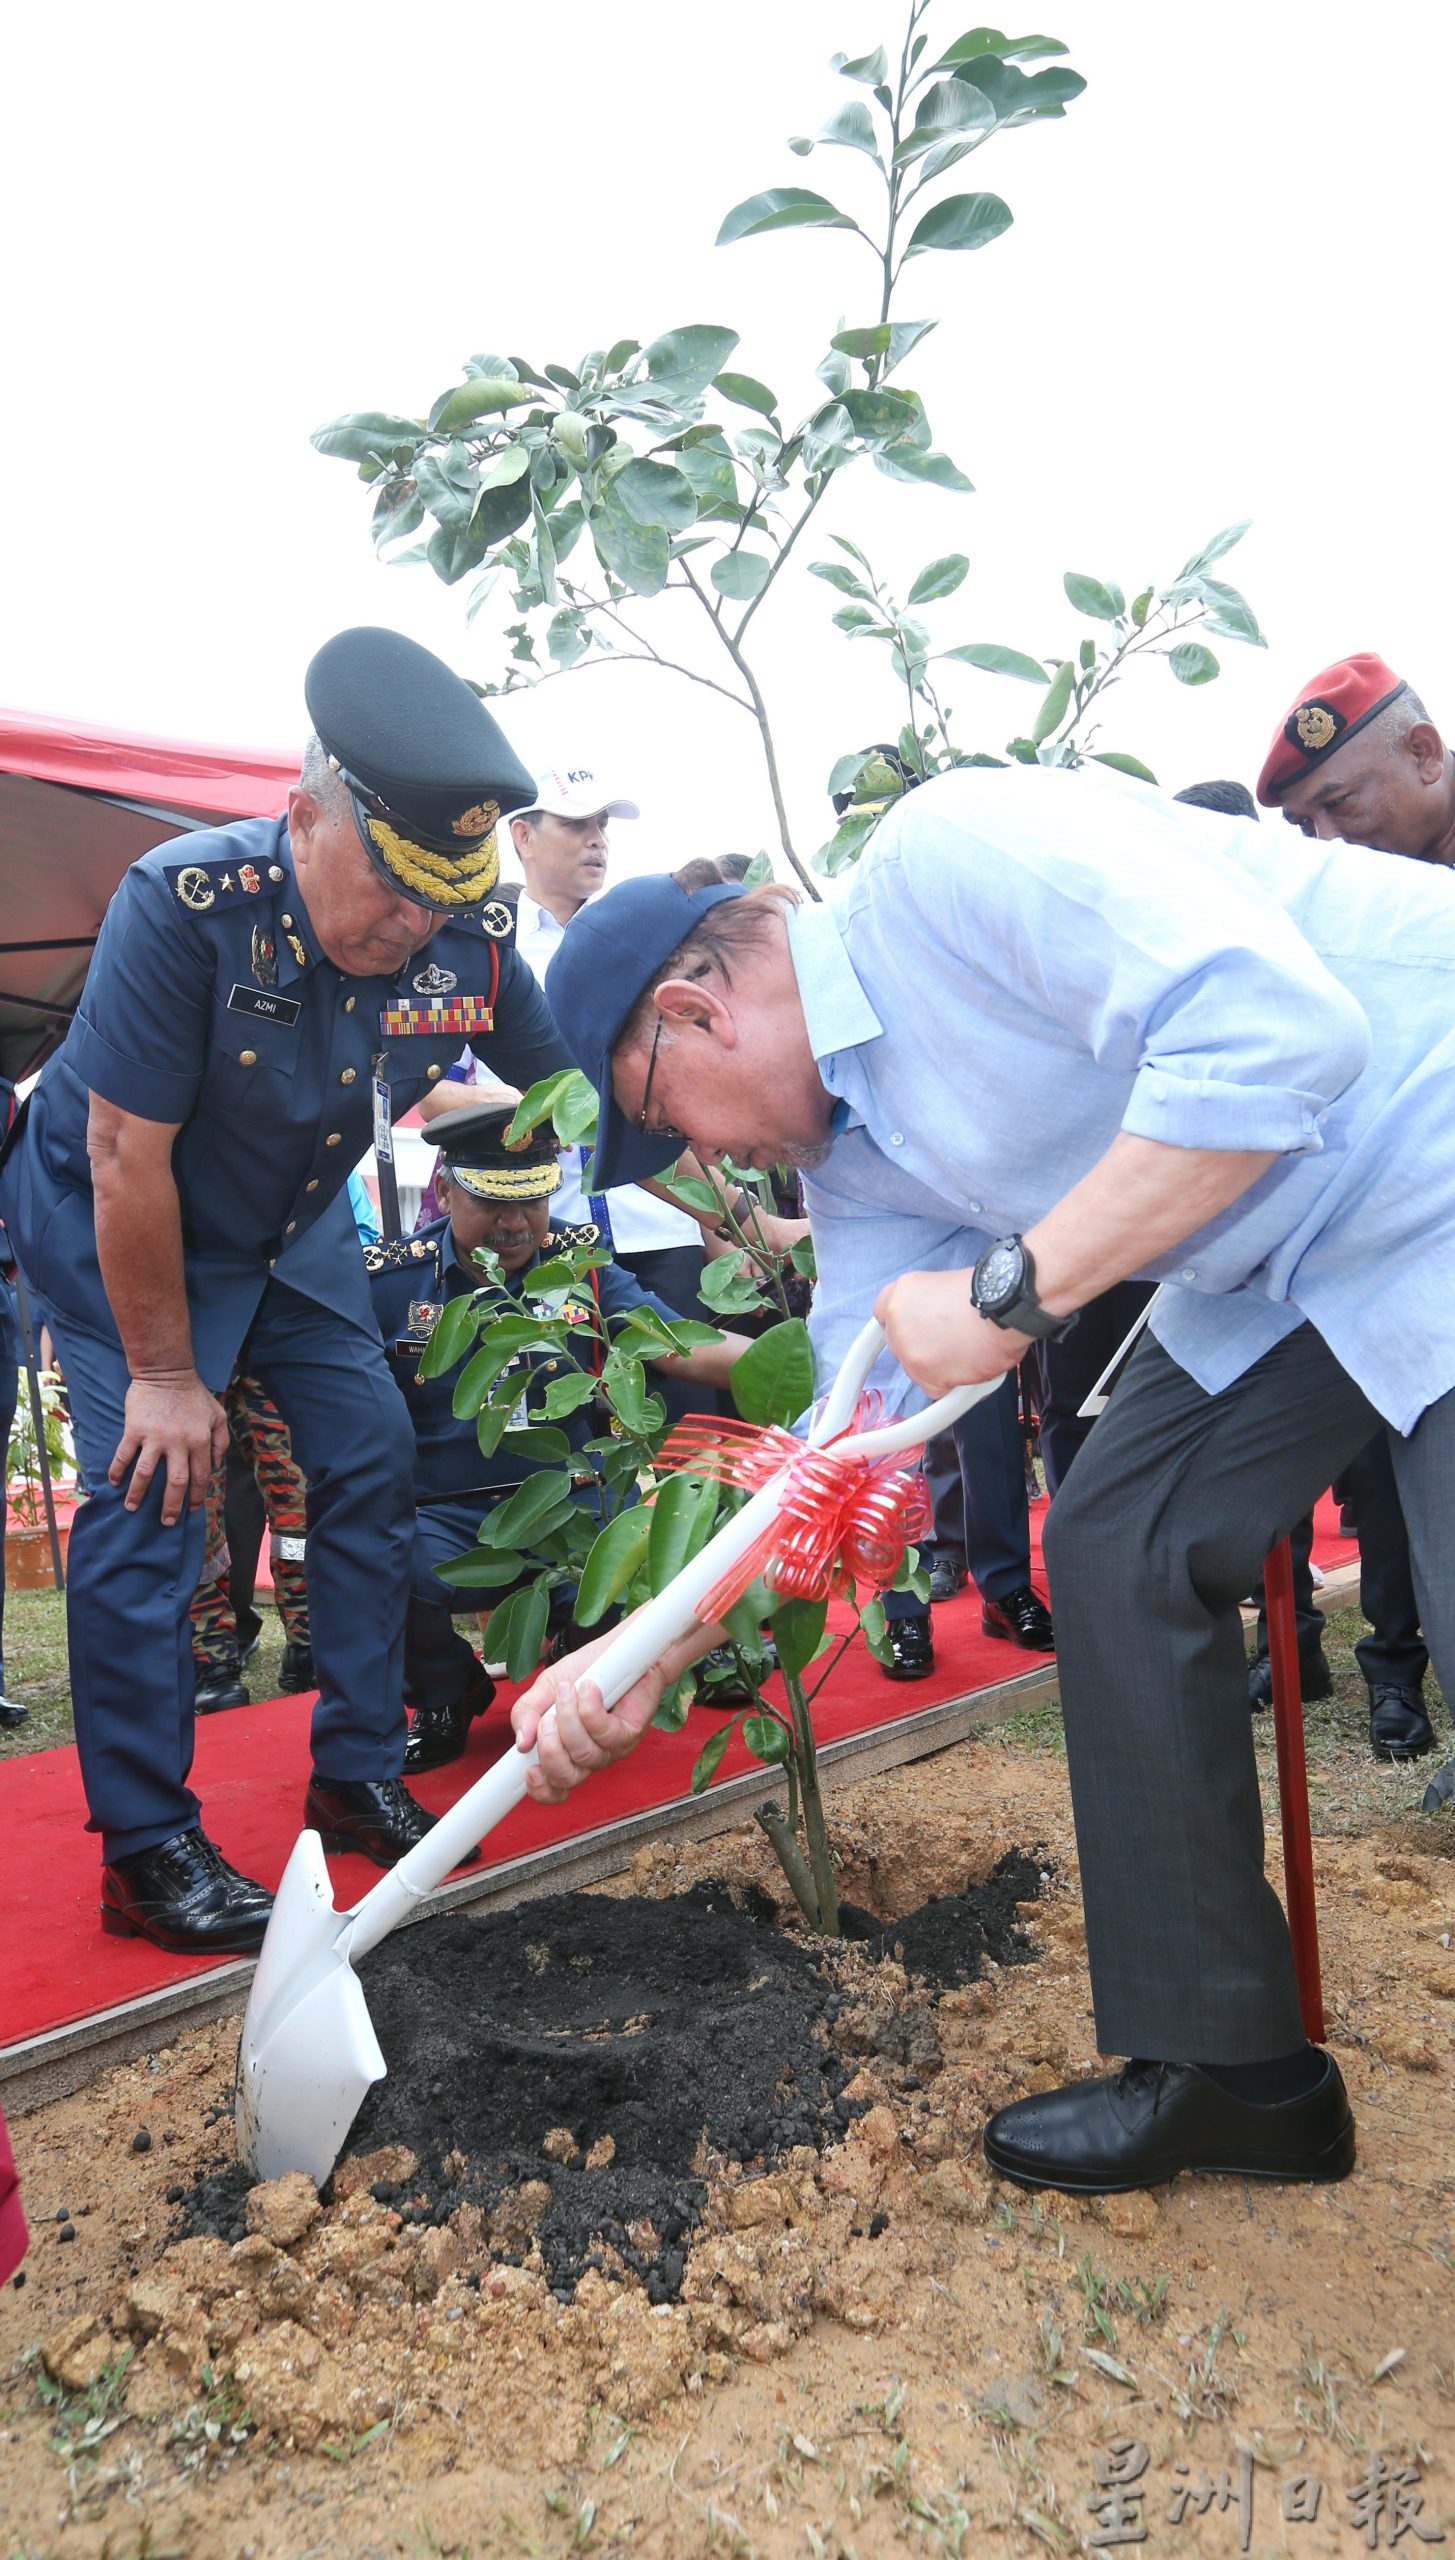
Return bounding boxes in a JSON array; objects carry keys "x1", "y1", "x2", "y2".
[{"x1": 38, "y1": 1277, "x2": 414, "y2": 1865}]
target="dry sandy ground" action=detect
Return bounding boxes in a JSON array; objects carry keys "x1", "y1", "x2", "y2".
[{"x1": 2, "y1": 1698, "x2": 1453, "y2": 2560}]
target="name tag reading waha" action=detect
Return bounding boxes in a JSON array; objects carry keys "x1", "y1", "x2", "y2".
[{"x1": 228, "y1": 985, "x2": 302, "y2": 1027}]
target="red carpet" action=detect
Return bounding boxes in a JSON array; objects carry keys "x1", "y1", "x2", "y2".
[{"x1": 0, "y1": 1496, "x2": 1352, "y2": 2051}]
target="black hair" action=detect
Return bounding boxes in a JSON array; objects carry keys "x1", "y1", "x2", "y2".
[{"x1": 1173, "y1": 778, "x2": 1258, "y2": 820}]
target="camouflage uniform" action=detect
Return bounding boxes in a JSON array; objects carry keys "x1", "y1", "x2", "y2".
[{"x1": 190, "y1": 1372, "x2": 309, "y2": 1669}]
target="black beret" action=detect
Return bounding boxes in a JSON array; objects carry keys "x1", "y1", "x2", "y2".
[
  {"x1": 435, "y1": 1100, "x2": 562, "y2": 1200},
  {"x1": 304, "y1": 627, "x2": 536, "y2": 912}
]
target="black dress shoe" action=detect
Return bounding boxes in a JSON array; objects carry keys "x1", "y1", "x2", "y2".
[
  {"x1": 984, "y1": 2054, "x2": 1356, "y2": 2195},
  {"x1": 981, "y1": 1585, "x2": 1055, "y2": 1651},
  {"x1": 304, "y1": 1775, "x2": 479, "y2": 1869},
  {"x1": 880, "y1": 1615, "x2": 935, "y2": 1681},
  {"x1": 1369, "y1": 1683, "x2": 1435, "y2": 1763},
  {"x1": 236, "y1": 1608, "x2": 264, "y2": 1664},
  {"x1": 100, "y1": 1828, "x2": 273, "y2": 1953},
  {"x1": 0, "y1": 1683, "x2": 29, "y2": 1728},
  {"x1": 926, "y1": 1556, "x2": 968, "y2": 1604},
  {"x1": 403, "y1": 1662, "x2": 497, "y2": 1774},
  {"x1": 1248, "y1": 1647, "x2": 1333, "y2": 1710},
  {"x1": 194, "y1": 1658, "x2": 249, "y2": 1714},
  {"x1": 277, "y1": 1640, "x2": 316, "y2": 1694}
]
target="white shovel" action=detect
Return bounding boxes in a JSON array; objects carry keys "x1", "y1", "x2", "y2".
[{"x1": 236, "y1": 1319, "x2": 998, "y2": 2184}]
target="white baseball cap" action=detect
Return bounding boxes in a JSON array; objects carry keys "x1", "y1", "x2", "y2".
[{"x1": 517, "y1": 765, "x2": 639, "y2": 822}]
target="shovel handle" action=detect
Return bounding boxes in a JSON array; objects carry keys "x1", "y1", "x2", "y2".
[{"x1": 344, "y1": 1320, "x2": 1001, "y2": 1958}]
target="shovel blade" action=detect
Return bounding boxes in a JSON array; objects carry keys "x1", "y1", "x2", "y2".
[{"x1": 235, "y1": 1830, "x2": 387, "y2": 2186}]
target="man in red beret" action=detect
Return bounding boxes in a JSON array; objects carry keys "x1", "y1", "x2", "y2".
[{"x1": 1257, "y1": 652, "x2": 1455, "y2": 865}]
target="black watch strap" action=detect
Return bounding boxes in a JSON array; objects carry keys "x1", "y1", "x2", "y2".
[{"x1": 971, "y1": 1236, "x2": 1079, "y2": 1340}]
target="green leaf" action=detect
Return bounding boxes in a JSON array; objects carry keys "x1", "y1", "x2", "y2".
[
  {"x1": 903, "y1": 191, "x2": 1013, "y2": 259},
  {"x1": 417, "y1": 1293, "x2": 481, "y2": 1379},
  {"x1": 1031, "y1": 660, "x2": 1076, "y2": 745},
  {"x1": 808, "y1": 559, "x2": 871, "y2": 598},
  {"x1": 859, "y1": 1596, "x2": 893, "y2": 1664},
  {"x1": 1063, "y1": 571, "x2": 1124, "y2": 621},
  {"x1": 730, "y1": 1318, "x2": 815, "y2": 1429},
  {"x1": 698, "y1": 1250, "x2": 770, "y2": 1316},
  {"x1": 830, "y1": 323, "x2": 891, "y2": 360},
  {"x1": 474, "y1": 442, "x2": 532, "y2": 491},
  {"x1": 946, "y1": 54, "x2": 1086, "y2": 121},
  {"x1": 547, "y1": 608, "x2": 588, "y2": 671},
  {"x1": 711, "y1": 550, "x2": 772, "y2": 600},
  {"x1": 874, "y1": 444, "x2": 974, "y2": 492},
  {"x1": 741, "y1": 1711, "x2": 791, "y2": 1766},
  {"x1": 817, "y1": 98, "x2": 880, "y2": 159},
  {"x1": 716, "y1": 188, "x2": 857, "y2": 246},
  {"x1": 933, "y1": 31, "x2": 1070, "y2": 64},
  {"x1": 840, "y1": 387, "x2": 924, "y2": 447},
  {"x1": 433, "y1": 1547, "x2": 531, "y2": 1588},
  {"x1": 647, "y1": 1471, "x2": 720, "y2": 1590},
  {"x1": 451, "y1": 1320, "x2": 552, "y2": 1415},
  {"x1": 830, "y1": 43, "x2": 888, "y2": 80},
  {"x1": 575, "y1": 1507, "x2": 653, "y2": 1626},
  {"x1": 894, "y1": 76, "x2": 996, "y2": 166},
  {"x1": 311, "y1": 411, "x2": 424, "y2": 465},
  {"x1": 428, "y1": 378, "x2": 536, "y2": 434},
  {"x1": 641, "y1": 324, "x2": 740, "y2": 397},
  {"x1": 1130, "y1": 586, "x2": 1154, "y2": 627},
  {"x1": 1091, "y1": 750, "x2": 1158, "y2": 784},
  {"x1": 770, "y1": 1595, "x2": 829, "y2": 1682},
  {"x1": 713, "y1": 370, "x2": 778, "y2": 419},
  {"x1": 541, "y1": 1369, "x2": 600, "y2": 1419},
  {"x1": 690, "y1": 1719, "x2": 737, "y2": 1794},
  {"x1": 908, "y1": 553, "x2": 970, "y2": 606},
  {"x1": 506, "y1": 1068, "x2": 595, "y2": 1147},
  {"x1": 482, "y1": 1470, "x2": 584, "y2": 1549},
  {"x1": 591, "y1": 497, "x2": 671, "y2": 596},
  {"x1": 1196, "y1": 579, "x2": 1265, "y2": 645},
  {"x1": 1168, "y1": 640, "x2": 1220, "y2": 686},
  {"x1": 487, "y1": 1579, "x2": 551, "y2": 1683},
  {"x1": 1174, "y1": 518, "x2": 1250, "y2": 581},
  {"x1": 942, "y1": 641, "x2": 1048, "y2": 682},
  {"x1": 612, "y1": 456, "x2": 698, "y2": 534},
  {"x1": 814, "y1": 804, "x2": 883, "y2": 875},
  {"x1": 833, "y1": 603, "x2": 881, "y2": 634},
  {"x1": 502, "y1": 1425, "x2": 574, "y2": 1465}
]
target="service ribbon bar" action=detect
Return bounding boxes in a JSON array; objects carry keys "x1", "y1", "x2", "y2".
[{"x1": 378, "y1": 995, "x2": 496, "y2": 1039}]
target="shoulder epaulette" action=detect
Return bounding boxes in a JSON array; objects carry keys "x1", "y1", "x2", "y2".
[
  {"x1": 477, "y1": 896, "x2": 518, "y2": 945},
  {"x1": 549, "y1": 1220, "x2": 602, "y2": 1252},
  {"x1": 162, "y1": 852, "x2": 287, "y2": 916},
  {"x1": 363, "y1": 1236, "x2": 437, "y2": 1275}
]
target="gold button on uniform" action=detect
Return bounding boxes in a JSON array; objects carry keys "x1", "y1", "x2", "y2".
[
  {"x1": 326, "y1": 1132, "x2": 342, "y2": 1147},
  {"x1": 238, "y1": 1049, "x2": 257, "y2": 1066},
  {"x1": 343, "y1": 995, "x2": 356, "y2": 1013},
  {"x1": 340, "y1": 1067, "x2": 356, "y2": 1085},
  {"x1": 305, "y1": 1178, "x2": 319, "y2": 1193},
  {"x1": 426, "y1": 1063, "x2": 442, "y2": 1081},
  {"x1": 281, "y1": 912, "x2": 294, "y2": 929},
  {"x1": 269, "y1": 865, "x2": 284, "y2": 882},
  {"x1": 285, "y1": 1220, "x2": 297, "y2": 1234}
]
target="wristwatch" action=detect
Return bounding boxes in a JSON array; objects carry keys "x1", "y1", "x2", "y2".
[{"x1": 970, "y1": 1235, "x2": 1078, "y2": 1339}]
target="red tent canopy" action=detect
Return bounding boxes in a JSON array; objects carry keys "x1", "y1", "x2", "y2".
[{"x1": 0, "y1": 706, "x2": 299, "y2": 1084}]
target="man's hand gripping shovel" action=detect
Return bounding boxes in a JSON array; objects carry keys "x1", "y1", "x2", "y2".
[{"x1": 236, "y1": 1319, "x2": 999, "y2": 2184}]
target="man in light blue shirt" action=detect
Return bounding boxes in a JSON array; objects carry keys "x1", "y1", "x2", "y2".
[{"x1": 517, "y1": 764, "x2": 1455, "y2": 2198}]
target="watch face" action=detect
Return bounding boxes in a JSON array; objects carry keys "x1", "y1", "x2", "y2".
[{"x1": 977, "y1": 1243, "x2": 1022, "y2": 1310}]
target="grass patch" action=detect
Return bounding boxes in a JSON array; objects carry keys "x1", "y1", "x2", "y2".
[{"x1": 0, "y1": 1576, "x2": 301, "y2": 1759}]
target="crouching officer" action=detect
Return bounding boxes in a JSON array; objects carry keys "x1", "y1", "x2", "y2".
[
  {"x1": 0, "y1": 629, "x2": 571, "y2": 1952},
  {"x1": 369, "y1": 1102, "x2": 750, "y2": 1773}
]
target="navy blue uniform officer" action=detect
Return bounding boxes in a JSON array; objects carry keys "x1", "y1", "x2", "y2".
[
  {"x1": 0, "y1": 629, "x2": 569, "y2": 1952},
  {"x1": 370, "y1": 1102, "x2": 751, "y2": 1774}
]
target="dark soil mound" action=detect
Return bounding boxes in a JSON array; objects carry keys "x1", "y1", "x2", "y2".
[{"x1": 194, "y1": 1863, "x2": 1046, "y2": 2301}]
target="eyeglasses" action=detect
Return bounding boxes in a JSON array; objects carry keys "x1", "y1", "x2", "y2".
[{"x1": 637, "y1": 1017, "x2": 686, "y2": 1149}]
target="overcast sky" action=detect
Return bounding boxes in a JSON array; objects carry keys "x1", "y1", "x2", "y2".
[{"x1": 3, "y1": 3, "x2": 1448, "y2": 882}]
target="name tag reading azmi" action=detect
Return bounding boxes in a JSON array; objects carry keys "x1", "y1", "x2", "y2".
[{"x1": 227, "y1": 984, "x2": 301, "y2": 1027}]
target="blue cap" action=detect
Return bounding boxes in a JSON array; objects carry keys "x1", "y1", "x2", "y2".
[{"x1": 544, "y1": 874, "x2": 745, "y2": 1188}]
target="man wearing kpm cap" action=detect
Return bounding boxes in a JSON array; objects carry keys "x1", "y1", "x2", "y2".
[
  {"x1": 0, "y1": 629, "x2": 570, "y2": 1952},
  {"x1": 503, "y1": 767, "x2": 1455, "y2": 2197},
  {"x1": 369, "y1": 1100, "x2": 750, "y2": 1772},
  {"x1": 1259, "y1": 652, "x2": 1455, "y2": 1786}
]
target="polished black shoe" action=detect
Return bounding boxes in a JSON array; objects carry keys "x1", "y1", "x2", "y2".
[
  {"x1": 981, "y1": 1585, "x2": 1054, "y2": 1651},
  {"x1": 101, "y1": 1828, "x2": 273, "y2": 1953},
  {"x1": 236, "y1": 1607, "x2": 264, "y2": 1664},
  {"x1": 926, "y1": 1555, "x2": 968, "y2": 1604},
  {"x1": 304, "y1": 1775, "x2": 479, "y2": 1869},
  {"x1": 984, "y1": 2054, "x2": 1356, "y2": 2195},
  {"x1": 880, "y1": 1615, "x2": 935, "y2": 1681},
  {"x1": 1369, "y1": 1683, "x2": 1435, "y2": 1763},
  {"x1": 194, "y1": 1657, "x2": 249, "y2": 1714},
  {"x1": 277, "y1": 1640, "x2": 316, "y2": 1694},
  {"x1": 0, "y1": 1669, "x2": 28, "y2": 1727},
  {"x1": 403, "y1": 1662, "x2": 497, "y2": 1774},
  {"x1": 1248, "y1": 1647, "x2": 1334, "y2": 1711}
]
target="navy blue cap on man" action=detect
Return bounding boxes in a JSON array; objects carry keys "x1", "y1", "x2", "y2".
[{"x1": 544, "y1": 873, "x2": 744, "y2": 1187}]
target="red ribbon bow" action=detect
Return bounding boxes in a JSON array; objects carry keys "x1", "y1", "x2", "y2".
[{"x1": 657, "y1": 1404, "x2": 928, "y2": 1623}]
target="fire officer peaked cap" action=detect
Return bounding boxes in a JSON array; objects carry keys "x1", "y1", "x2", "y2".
[
  {"x1": 1256, "y1": 652, "x2": 1409, "y2": 807},
  {"x1": 434, "y1": 1100, "x2": 563, "y2": 1201},
  {"x1": 304, "y1": 627, "x2": 537, "y2": 912}
]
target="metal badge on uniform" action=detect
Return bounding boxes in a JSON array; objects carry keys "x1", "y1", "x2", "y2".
[
  {"x1": 407, "y1": 1300, "x2": 443, "y2": 1339},
  {"x1": 412, "y1": 960, "x2": 458, "y2": 996},
  {"x1": 251, "y1": 927, "x2": 278, "y2": 988},
  {"x1": 372, "y1": 1074, "x2": 393, "y2": 1163},
  {"x1": 227, "y1": 985, "x2": 301, "y2": 1025}
]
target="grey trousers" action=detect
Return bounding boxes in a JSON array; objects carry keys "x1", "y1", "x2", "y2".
[{"x1": 1043, "y1": 1321, "x2": 1455, "y2": 2062}]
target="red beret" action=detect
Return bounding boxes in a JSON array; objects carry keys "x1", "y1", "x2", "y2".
[{"x1": 1256, "y1": 652, "x2": 1408, "y2": 806}]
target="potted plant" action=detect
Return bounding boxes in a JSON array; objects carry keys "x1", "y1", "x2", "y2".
[{"x1": 5, "y1": 1362, "x2": 76, "y2": 1591}]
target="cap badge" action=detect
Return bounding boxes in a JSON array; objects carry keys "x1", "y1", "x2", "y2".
[
  {"x1": 452, "y1": 798, "x2": 500, "y2": 840},
  {"x1": 412, "y1": 961, "x2": 458, "y2": 996},
  {"x1": 501, "y1": 1122, "x2": 532, "y2": 1153},
  {"x1": 1289, "y1": 701, "x2": 1341, "y2": 756},
  {"x1": 176, "y1": 865, "x2": 214, "y2": 912}
]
